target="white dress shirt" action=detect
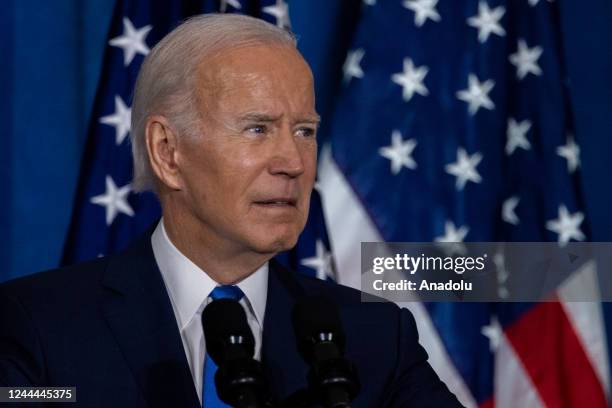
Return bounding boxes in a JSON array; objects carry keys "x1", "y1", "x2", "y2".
[{"x1": 151, "y1": 219, "x2": 268, "y2": 403}]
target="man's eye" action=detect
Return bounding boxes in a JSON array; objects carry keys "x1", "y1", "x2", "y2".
[
  {"x1": 296, "y1": 127, "x2": 316, "y2": 138},
  {"x1": 246, "y1": 125, "x2": 267, "y2": 134}
]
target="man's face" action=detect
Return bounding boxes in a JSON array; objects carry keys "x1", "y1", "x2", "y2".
[{"x1": 173, "y1": 44, "x2": 318, "y2": 257}]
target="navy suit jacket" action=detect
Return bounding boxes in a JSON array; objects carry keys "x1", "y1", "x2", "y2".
[{"x1": 0, "y1": 231, "x2": 462, "y2": 407}]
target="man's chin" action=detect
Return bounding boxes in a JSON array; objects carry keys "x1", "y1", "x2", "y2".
[{"x1": 250, "y1": 233, "x2": 299, "y2": 256}]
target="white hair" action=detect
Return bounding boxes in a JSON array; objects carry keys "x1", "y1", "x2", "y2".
[{"x1": 130, "y1": 13, "x2": 297, "y2": 192}]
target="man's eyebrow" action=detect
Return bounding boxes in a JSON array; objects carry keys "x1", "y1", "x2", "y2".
[
  {"x1": 238, "y1": 113, "x2": 281, "y2": 123},
  {"x1": 297, "y1": 113, "x2": 322, "y2": 125},
  {"x1": 237, "y1": 112, "x2": 321, "y2": 125}
]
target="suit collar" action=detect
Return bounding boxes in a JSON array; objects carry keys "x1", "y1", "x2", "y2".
[{"x1": 101, "y1": 228, "x2": 200, "y2": 408}]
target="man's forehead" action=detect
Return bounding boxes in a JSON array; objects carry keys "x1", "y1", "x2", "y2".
[
  {"x1": 196, "y1": 43, "x2": 310, "y2": 83},
  {"x1": 194, "y1": 43, "x2": 315, "y2": 113}
]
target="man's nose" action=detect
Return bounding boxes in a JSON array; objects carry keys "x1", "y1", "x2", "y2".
[{"x1": 268, "y1": 128, "x2": 306, "y2": 178}]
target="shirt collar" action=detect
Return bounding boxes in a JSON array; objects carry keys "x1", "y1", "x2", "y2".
[
  {"x1": 151, "y1": 219, "x2": 268, "y2": 331},
  {"x1": 236, "y1": 258, "x2": 268, "y2": 328}
]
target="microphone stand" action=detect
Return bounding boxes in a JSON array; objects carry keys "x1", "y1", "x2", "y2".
[{"x1": 203, "y1": 296, "x2": 360, "y2": 408}]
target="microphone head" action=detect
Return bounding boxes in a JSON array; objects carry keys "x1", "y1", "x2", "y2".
[
  {"x1": 292, "y1": 295, "x2": 346, "y2": 364},
  {"x1": 202, "y1": 298, "x2": 255, "y2": 365}
]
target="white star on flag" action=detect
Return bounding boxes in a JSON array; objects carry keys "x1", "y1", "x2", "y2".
[
  {"x1": 502, "y1": 196, "x2": 520, "y2": 225},
  {"x1": 363, "y1": 0, "x2": 377, "y2": 5},
  {"x1": 109, "y1": 17, "x2": 152, "y2": 67},
  {"x1": 445, "y1": 147, "x2": 483, "y2": 190},
  {"x1": 300, "y1": 240, "x2": 334, "y2": 281},
  {"x1": 263, "y1": 0, "x2": 291, "y2": 28},
  {"x1": 509, "y1": 39, "x2": 543, "y2": 80},
  {"x1": 467, "y1": 1, "x2": 506, "y2": 43},
  {"x1": 528, "y1": 0, "x2": 555, "y2": 6},
  {"x1": 435, "y1": 221, "x2": 469, "y2": 255},
  {"x1": 493, "y1": 251, "x2": 509, "y2": 299},
  {"x1": 481, "y1": 316, "x2": 502, "y2": 352},
  {"x1": 402, "y1": 0, "x2": 441, "y2": 27},
  {"x1": 506, "y1": 118, "x2": 532, "y2": 155},
  {"x1": 99, "y1": 95, "x2": 131, "y2": 145},
  {"x1": 492, "y1": 251, "x2": 509, "y2": 283},
  {"x1": 546, "y1": 205, "x2": 585, "y2": 246},
  {"x1": 219, "y1": 0, "x2": 242, "y2": 12},
  {"x1": 456, "y1": 74, "x2": 495, "y2": 115},
  {"x1": 435, "y1": 220, "x2": 469, "y2": 242},
  {"x1": 90, "y1": 175, "x2": 135, "y2": 226},
  {"x1": 391, "y1": 58, "x2": 429, "y2": 102},
  {"x1": 379, "y1": 130, "x2": 418, "y2": 174},
  {"x1": 556, "y1": 135, "x2": 581, "y2": 173},
  {"x1": 343, "y1": 49, "x2": 365, "y2": 83}
]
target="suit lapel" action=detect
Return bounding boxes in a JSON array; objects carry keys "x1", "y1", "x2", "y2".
[
  {"x1": 262, "y1": 260, "x2": 310, "y2": 402},
  {"x1": 101, "y1": 232, "x2": 200, "y2": 408}
]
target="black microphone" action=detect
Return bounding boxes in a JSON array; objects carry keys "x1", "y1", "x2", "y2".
[
  {"x1": 292, "y1": 296, "x2": 360, "y2": 408},
  {"x1": 202, "y1": 298, "x2": 272, "y2": 408}
]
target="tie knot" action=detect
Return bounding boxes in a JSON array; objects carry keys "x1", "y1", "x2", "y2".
[{"x1": 209, "y1": 285, "x2": 244, "y2": 301}]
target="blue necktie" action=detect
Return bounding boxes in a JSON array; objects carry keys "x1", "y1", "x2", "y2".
[{"x1": 202, "y1": 285, "x2": 245, "y2": 407}]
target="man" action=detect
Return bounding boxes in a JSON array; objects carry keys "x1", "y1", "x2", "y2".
[{"x1": 0, "y1": 14, "x2": 462, "y2": 407}]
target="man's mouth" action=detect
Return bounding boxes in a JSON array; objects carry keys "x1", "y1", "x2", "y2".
[{"x1": 253, "y1": 198, "x2": 297, "y2": 207}]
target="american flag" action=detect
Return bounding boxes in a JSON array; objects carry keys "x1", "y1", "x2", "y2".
[
  {"x1": 319, "y1": 0, "x2": 608, "y2": 407},
  {"x1": 61, "y1": 0, "x2": 608, "y2": 407}
]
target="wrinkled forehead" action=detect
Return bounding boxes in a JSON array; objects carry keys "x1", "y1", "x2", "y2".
[{"x1": 194, "y1": 43, "x2": 315, "y2": 112}]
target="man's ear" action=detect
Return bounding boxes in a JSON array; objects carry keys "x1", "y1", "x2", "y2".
[{"x1": 145, "y1": 116, "x2": 183, "y2": 190}]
